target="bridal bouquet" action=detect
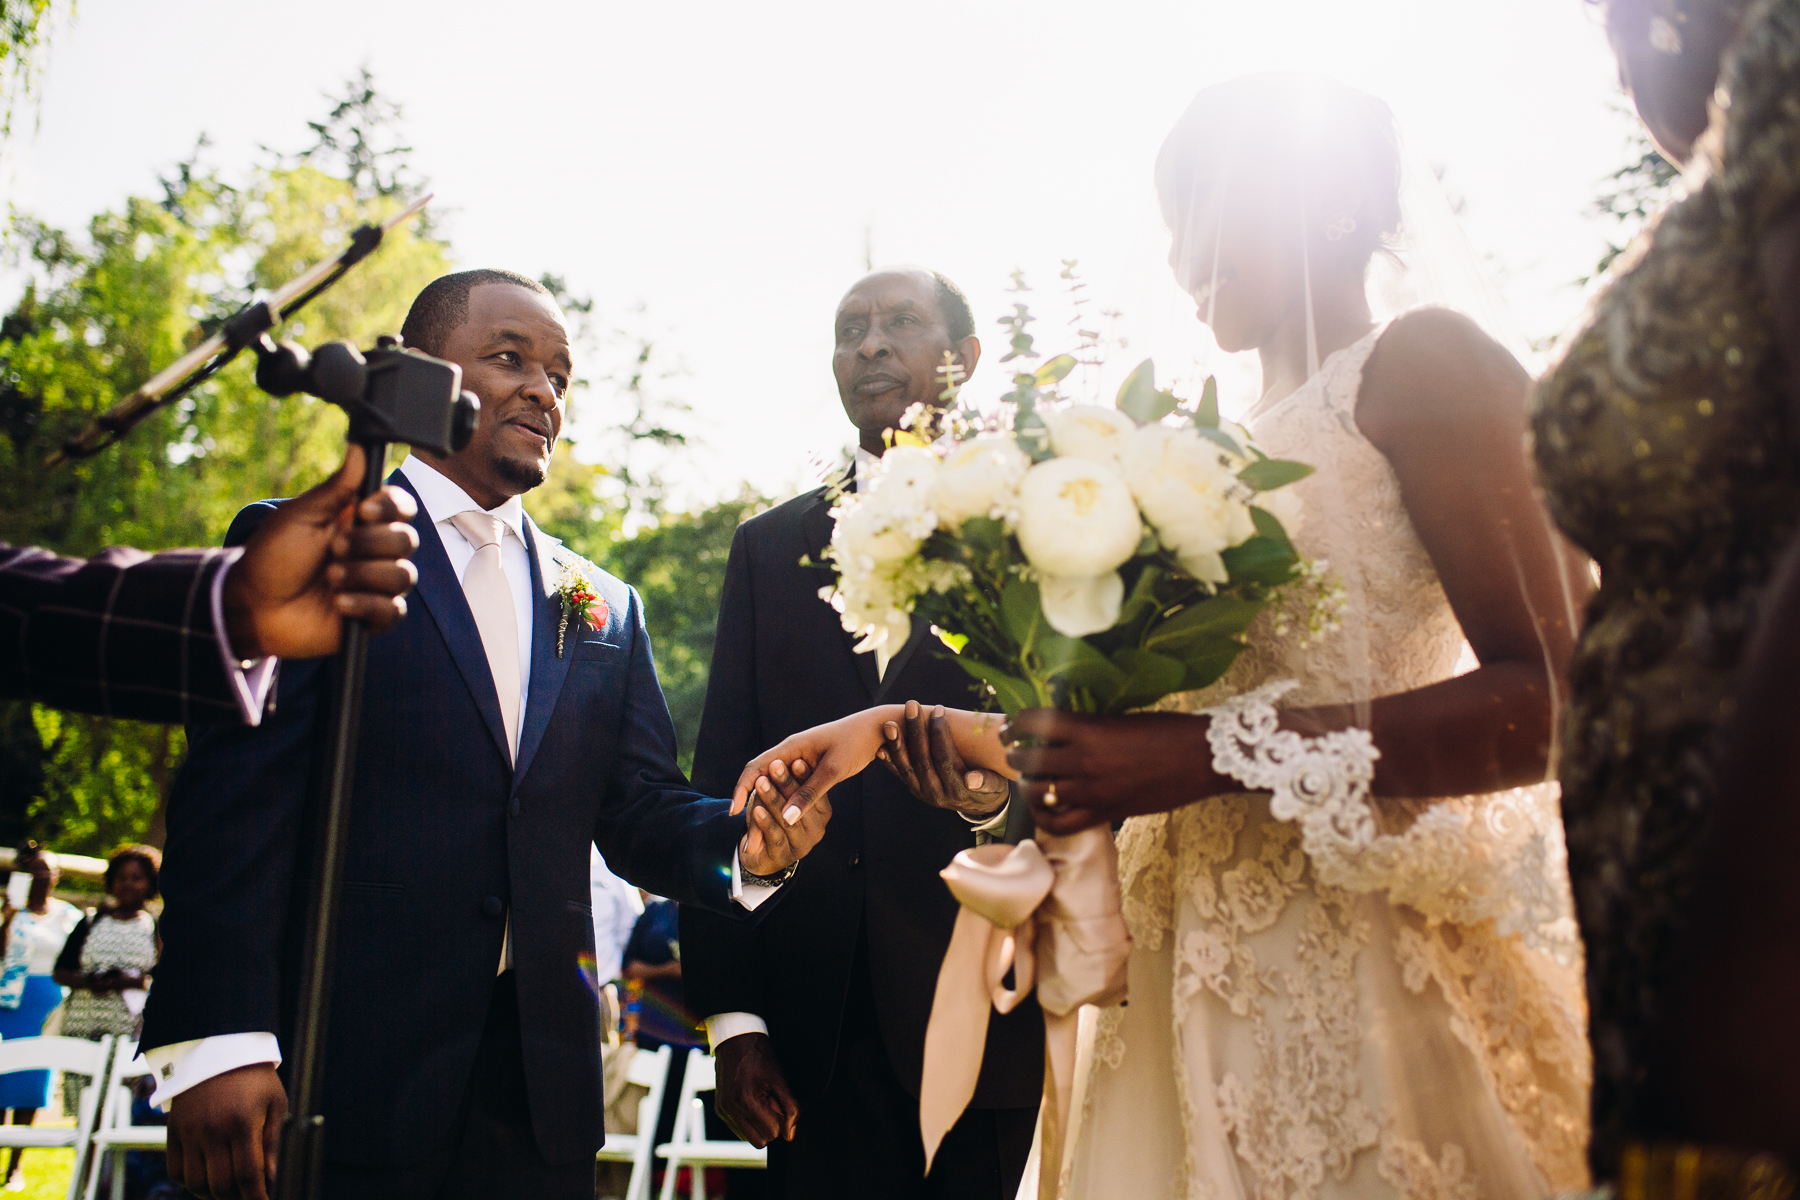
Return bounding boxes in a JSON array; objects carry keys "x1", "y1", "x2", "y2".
[{"x1": 820, "y1": 307, "x2": 1338, "y2": 719}]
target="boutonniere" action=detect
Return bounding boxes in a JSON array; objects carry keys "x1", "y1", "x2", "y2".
[{"x1": 555, "y1": 562, "x2": 608, "y2": 658}]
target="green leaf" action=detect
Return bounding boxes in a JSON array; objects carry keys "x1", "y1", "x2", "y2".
[
  {"x1": 959, "y1": 515, "x2": 1008, "y2": 557},
  {"x1": 1194, "y1": 376, "x2": 1220, "y2": 427},
  {"x1": 1237, "y1": 458, "x2": 1313, "y2": 491},
  {"x1": 1034, "y1": 354, "x2": 1077, "y2": 387},
  {"x1": 955, "y1": 658, "x2": 1038, "y2": 718},
  {"x1": 1105, "y1": 648, "x2": 1188, "y2": 714},
  {"x1": 1116, "y1": 359, "x2": 1178, "y2": 424},
  {"x1": 935, "y1": 627, "x2": 969, "y2": 654},
  {"x1": 1014, "y1": 409, "x2": 1054, "y2": 462},
  {"x1": 1145, "y1": 593, "x2": 1264, "y2": 655},
  {"x1": 1221, "y1": 536, "x2": 1301, "y2": 586},
  {"x1": 1194, "y1": 424, "x2": 1243, "y2": 456},
  {"x1": 1000, "y1": 577, "x2": 1043, "y2": 648},
  {"x1": 1249, "y1": 505, "x2": 1295, "y2": 554},
  {"x1": 1178, "y1": 642, "x2": 1249, "y2": 693}
]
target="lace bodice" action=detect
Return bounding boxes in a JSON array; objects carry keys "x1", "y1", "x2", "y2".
[{"x1": 1072, "y1": 324, "x2": 1590, "y2": 1200}]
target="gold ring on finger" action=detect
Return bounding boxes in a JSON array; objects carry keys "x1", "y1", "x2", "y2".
[{"x1": 1044, "y1": 783, "x2": 1059, "y2": 808}]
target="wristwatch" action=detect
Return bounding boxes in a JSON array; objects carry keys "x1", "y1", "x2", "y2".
[{"x1": 740, "y1": 861, "x2": 796, "y2": 888}]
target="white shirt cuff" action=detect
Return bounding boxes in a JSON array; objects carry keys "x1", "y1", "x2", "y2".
[
  {"x1": 729, "y1": 848, "x2": 782, "y2": 913},
  {"x1": 145, "y1": 1032, "x2": 283, "y2": 1111},
  {"x1": 961, "y1": 799, "x2": 1009, "y2": 835},
  {"x1": 704, "y1": 1012, "x2": 769, "y2": 1052},
  {"x1": 210, "y1": 552, "x2": 278, "y2": 726}
]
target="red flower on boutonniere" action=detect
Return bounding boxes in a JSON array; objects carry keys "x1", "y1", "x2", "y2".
[{"x1": 555, "y1": 562, "x2": 609, "y2": 658}]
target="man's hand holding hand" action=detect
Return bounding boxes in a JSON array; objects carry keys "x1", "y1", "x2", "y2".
[
  {"x1": 713, "y1": 1032, "x2": 798, "y2": 1148},
  {"x1": 167, "y1": 1063, "x2": 287, "y2": 1200},
  {"x1": 223, "y1": 445, "x2": 420, "y2": 661},
  {"x1": 739, "y1": 757, "x2": 830, "y2": 877},
  {"x1": 878, "y1": 700, "x2": 1009, "y2": 819}
]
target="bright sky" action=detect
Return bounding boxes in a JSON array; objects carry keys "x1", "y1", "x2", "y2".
[{"x1": 7, "y1": 0, "x2": 1641, "y2": 508}]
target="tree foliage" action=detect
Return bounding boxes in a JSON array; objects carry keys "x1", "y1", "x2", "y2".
[{"x1": 1588, "y1": 128, "x2": 1681, "y2": 281}]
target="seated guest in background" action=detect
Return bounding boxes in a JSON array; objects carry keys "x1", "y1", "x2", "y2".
[
  {"x1": 621, "y1": 893, "x2": 706, "y2": 1155},
  {"x1": 54, "y1": 845, "x2": 160, "y2": 1118},
  {"x1": 681, "y1": 267, "x2": 1042, "y2": 1200},
  {"x1": 590, "y1": 846, "x2": 643, "y2": 993},
  {"x1": 0, "y1": 448, "x2": 420, "y2": 726},
  {"x1": 0, "y1": 846, "x2": 82, "y2": 1189}
]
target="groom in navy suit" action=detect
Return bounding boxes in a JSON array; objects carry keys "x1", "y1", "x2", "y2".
[{"x1": 140, "y1": 270, "x2": 828, "y2": 1200}]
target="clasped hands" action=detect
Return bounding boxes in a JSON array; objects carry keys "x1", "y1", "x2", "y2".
[{"x1": 735, "y1": 703, "x2": 1226, "y2": 839}]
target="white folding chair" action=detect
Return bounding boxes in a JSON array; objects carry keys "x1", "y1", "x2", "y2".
[
  {"x1": 595, "y1": 1042, "x2": 673, "y2": 1200},
  {"x1": 0, "y1": 1034, "x2": 115, "y2": 1200},
  {"x1": 84, "y1": 1040, "x2": 166, "y2": 1200},
  {"x1": 655, "y1": 1048, "x2": 766, "y2": 1200}
]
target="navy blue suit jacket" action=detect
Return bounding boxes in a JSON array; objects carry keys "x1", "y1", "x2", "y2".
[{"x1": 141, "y1": 469, "x2": 747, "y2": 1167}]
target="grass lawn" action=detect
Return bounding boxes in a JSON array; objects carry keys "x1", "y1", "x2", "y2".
[{"x1": 6, "y1": 1145, "x2": 76, "y2": 1200}]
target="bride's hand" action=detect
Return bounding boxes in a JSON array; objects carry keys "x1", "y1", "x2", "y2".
[
  {"x1": 732, "y1": 709, "x2": 894, "y2": 817},
  {"x1": 1005, "y1": 708, "x2": 1227, "y2": 835}
]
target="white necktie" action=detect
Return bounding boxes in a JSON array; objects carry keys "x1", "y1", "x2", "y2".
[{"x1": 449, "y1": 511, "x2": 521, "y2": 763}]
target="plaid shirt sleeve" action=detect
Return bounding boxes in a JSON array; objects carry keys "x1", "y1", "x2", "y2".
[{"x1": 0, "y1": 541, "x2": 274, "y2": 724}]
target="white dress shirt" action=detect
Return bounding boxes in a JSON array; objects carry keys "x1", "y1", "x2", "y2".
[{"x1": 151, "y1": 457, "x2": 779, "y2": 1107}]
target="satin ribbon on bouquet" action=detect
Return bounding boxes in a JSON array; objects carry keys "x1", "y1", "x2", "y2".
[{"x1": 919, "y1": 826, "x2": 1131, "y2": 1197}]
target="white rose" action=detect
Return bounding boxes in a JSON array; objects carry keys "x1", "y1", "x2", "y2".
[
  {"x1": 1043, "y1": 405, "x2": 1138, "y2": 466},
  {"x1": 834, "y1": 499, "x2": 927, "y2": 566},
  {"x1": 931, "y1": 435, "x2": 1030, "y2": 529},
  {"x1": 1119, "y1": 424, "x2": 1256, "y2": 585},
  {"x1": 1038, "y1": 572, "x2": 1125, "y2": 638},
  {"x1": 1015, "y1": 457, "x2": 1143, "y2": 579},
  {"x1": 1255, "y1": 484, "x2": 1306, "y2": 540}
]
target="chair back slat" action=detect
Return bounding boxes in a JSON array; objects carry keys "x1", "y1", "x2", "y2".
[
  {"x1": 686, "y1": 1054, "x2": 716, "y2": 1093},
  {"x1": 0, "y1": 1035, "x2": 110, "y2": 1076}
]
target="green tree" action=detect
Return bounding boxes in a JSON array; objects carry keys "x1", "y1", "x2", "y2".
[
  {"x1": 0, "y1": 0, "x2": 65, "y2": 143},
  {"x1": 0, "y1": 76, "x2": 448, "y2": 855},
  {"x1": 1588, "y1": 128, "x2": 1681, "y2": 281}
]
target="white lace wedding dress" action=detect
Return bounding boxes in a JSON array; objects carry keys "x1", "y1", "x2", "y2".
[{"x1": 1058, "y1": 325, "x2": 1592, "y2": 1200}]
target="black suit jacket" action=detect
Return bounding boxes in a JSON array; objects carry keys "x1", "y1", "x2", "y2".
[
  {"x1": 0, "y1": 542, "x2": 247, "y2": 723},
  {"x1": 680, "y1": 483, "x2": 1043, "y2": 1110},
  {"x1": 141, "y1": 470, "x2": 753, "y2": 1168}
]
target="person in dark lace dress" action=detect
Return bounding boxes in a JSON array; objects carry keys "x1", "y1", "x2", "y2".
[{"x1": 1532, "y1": 0, "x2": 1800, "y2": 1188}]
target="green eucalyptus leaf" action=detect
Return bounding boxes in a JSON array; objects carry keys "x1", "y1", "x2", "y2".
[
  {"x1": 1105, "y1": 648, "x2": 1188, "y2": 714},
  {"x1": 1014, "y1": 409, "x2": 1054, "y2": 462},
  {"x1": 1237, "y1": 459, "x2": 1314, "y2": 491},
  {"x1": 954, "y1": 658, "x2": 1038, "y2": 718},
  {"x1": 1036, "y1": 632, "x2": 1126, "y2": 710},
  {"x1": 1178, "y1": 642, "x2": 1249, "y2": 693},
  {"x1": 959, "y1": 515, "x2": 1008, "y2": 557},
  {"x1": 1194, "y1": 376, "x2": 1220, "y2": 427},
  {"x1": 1034, "y1": 354, "x2": 1077, "y2": 387},
  {"x1": 1116, "y1": 359, "x2": 1177, "y2": 424},
  {"x1": 1194, "y1": 424, "x2": 1243, "y2": 456}
]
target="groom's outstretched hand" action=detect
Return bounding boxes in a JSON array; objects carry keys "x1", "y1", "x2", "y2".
[
  {"x1": 713, "y1": 1032, "x2": 800, "y2": 1147},
  {"x1": 166, "y1": 1063, "x2": 288, "y2": 1200},
  {"x1": 738, "y1": 756, "x2": 831, "y2": 876}
]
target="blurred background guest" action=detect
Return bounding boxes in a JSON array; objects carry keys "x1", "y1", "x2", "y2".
[
  {"x1": 622, "y1": 893, "x2": 708, "y2": 1180},
  {"x1": 590, "y1": 846, "x2": 643, "y2": 995},
  {"x1": 0, "y1": 846, "x2": 81, "y2": 1190},
  {"x1": 53, "y1": 846, "x2": 159, "y2": 1117}
]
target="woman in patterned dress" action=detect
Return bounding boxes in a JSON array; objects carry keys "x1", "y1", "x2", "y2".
[
  {"x1": 1531, "y1": 0, "x2": 1800, "y2": 1186},
  {"x1": 52, "y1": 846, "x2": 159, "y2": 1117},
  {"x1": 0, "y1": 847, "x2": 82, "y2": 1190}
]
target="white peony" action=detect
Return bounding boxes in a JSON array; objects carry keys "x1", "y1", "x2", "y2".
[
  {"x1": 1015, "y1": 457, "x2": 1143, "y2": 579},
  {"x1": 834, "y1": 497, "x2": 931, "y2": 567},
  {"x1": 931, "y1": 435, "x2": 1030, "y2": 529},
  {"x1": 1043, "y1": 405, "x2": 1138, "y2": 466},
  {"x1": 1038, "y1": 572, "x2": 1126, "y2": 637},
  {"x1": 1119, "y1": 424, "x2": 1256, "y2": 586},
  {"x1": 864, "y1": 445, "x2": 940, "y2": 514}
]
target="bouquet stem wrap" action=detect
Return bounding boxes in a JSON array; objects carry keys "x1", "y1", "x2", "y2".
[{"x1": 919, "y1": 826, "x2": 1130, "y2": 1195}]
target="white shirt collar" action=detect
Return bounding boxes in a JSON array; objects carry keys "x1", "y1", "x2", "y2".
[{"x1": 399, "y1": 454, "x2": 528, "y2": 545}]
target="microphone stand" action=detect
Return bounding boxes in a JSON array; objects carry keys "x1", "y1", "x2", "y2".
[{"x1": 275, "y1": 435, "x2": 387, "y2": 1200}]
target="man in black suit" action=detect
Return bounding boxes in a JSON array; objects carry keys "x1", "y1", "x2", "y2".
[
  {"x1": 142, "y1": 270, "x2": 828, "y2": 1200},
  {"x1": 1, "y1": 450, "x2": 419, "y2": 723},
  {"x1": 682, "y1": 267, "x2": 1043, "y2": 1200}
]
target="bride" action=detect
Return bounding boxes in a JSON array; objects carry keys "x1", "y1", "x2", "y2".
[{"x1": 743, "y1": 74, "x2": 1593, "y2": 1200}]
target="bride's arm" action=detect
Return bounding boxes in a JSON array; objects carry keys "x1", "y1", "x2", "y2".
[
  {"x1": 731, "y1": 705, "x2": 1014, "y2": 814},
  {"x1": 1016, "y1": 311, "x2": 1592, "y2": 834}
]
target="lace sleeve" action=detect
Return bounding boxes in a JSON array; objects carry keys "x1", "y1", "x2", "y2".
[
  {"x1": 1718, "y1": 0, "x2": 1800, "y2": 235},
  {"x1": 1204, "y1": 681, "x2": 1580, "y2": 963}
]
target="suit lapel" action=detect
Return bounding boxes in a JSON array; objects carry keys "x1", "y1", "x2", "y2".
[
  {"x1": 872, "y1": 620, "x2": 932, "y2": 704},
  {"x1": 801, "y1": 480, "x2": 877, "y2": 700},
  {"x1": 392, "y1": 470, "x2": 512, "y2": 767},
  {"x1": 513, "y1": 516, "x2": 574, "y2": 785}
]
